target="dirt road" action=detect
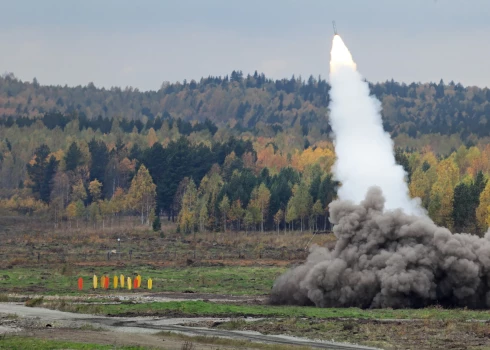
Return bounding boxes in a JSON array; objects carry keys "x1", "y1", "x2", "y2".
[{"x1": 0, "y1": 303, "x2": 378, "y2": 350}]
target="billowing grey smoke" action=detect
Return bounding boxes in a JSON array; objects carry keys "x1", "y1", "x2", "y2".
[{"x1": 271, "y1": 188, "x2": 490, "y2": 308}]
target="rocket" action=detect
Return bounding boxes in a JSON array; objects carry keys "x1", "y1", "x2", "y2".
[{"x1": 333, "y1": 21, "x2": 338, "y2": 36}]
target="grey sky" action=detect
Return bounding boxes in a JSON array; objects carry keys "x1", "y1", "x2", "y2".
[{"x1": 1, "y1": 0, "x2": 489, "y2": 90}]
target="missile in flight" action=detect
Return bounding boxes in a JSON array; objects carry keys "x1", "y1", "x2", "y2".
[{"x1": 333, "y1": 21, "x2": 338, "y2": 35}]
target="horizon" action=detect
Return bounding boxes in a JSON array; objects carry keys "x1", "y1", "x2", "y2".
[
  {"x1": 1, "y1": 69, "x2": 480, "y2": 93},
  {"x1": 1, "y1": 1, "x2": 490, "y2": 90}
]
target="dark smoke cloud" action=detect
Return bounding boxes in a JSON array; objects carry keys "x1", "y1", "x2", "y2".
[{"x1": 270, "y1": 187, "x2": 490, "y2": 309}]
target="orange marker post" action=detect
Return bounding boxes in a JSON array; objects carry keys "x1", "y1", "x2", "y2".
[
  {"x1": 78, "y1": 277, "x2": 83, "y2": 291},
  {"x1": 104, "y1": 276, "x2": 109, "y2": 289},
  {"x1": 133, "y1": 277, "x2": 138, "y2": 289}
]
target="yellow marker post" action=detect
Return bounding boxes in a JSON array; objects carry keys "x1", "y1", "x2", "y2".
[
  {"x1": 120, "y1": 274, "x2": 124, "y2": 288},
  {"x1": 113, "y1": 276, "x2": 118, "y2": 289},
  {"x1": 93, "y1": 275, "x2": 98, "y2": 289},
  {"x1": 127, "y1": 277, "x2": 132, "y2": 290},
  {"x1": 137, "y1": 275, "x2": 141, "y2": 288},
  {"x1": 148, "y1": 278, "x2": 153, "y2": 290}
]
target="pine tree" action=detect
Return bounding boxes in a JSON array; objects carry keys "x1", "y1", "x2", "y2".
[
  {"x1": 88, "y1": 139, "x2": 109, "y2": 197},
  {"x1": 152, "y1": 215, "x2": 162, "y2": 232},
  {"x1": 65, "y1": 141, "x2": 83, "y2": 172},
  {"x1": 27, "y1": 144, "x2": 51, "y2": 195},
  {"x1": 39, "y1": 156, "x2": 59, "y2": 203}
]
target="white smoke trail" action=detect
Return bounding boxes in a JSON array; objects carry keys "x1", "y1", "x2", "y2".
[{"x1": 328, "y1": 35, "x2": 423, "y2": 216}]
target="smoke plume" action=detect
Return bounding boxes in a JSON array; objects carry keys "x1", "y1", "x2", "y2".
[
  {"x1": 271, "y1": 187, "x2": 490, "y2": 308},
  {"x1": 270, "y1": 36, "x2": 490, "y2": 308},
  {"x1": 329, "y1": 35, "x2": 422, "y2": 215}
]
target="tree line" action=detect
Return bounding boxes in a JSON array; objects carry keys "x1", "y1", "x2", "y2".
[{"x1": 3, "y1": 72, "x2": 490, "y2": 151}]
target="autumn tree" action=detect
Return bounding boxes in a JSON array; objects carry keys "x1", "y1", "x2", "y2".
[
  {"x1": 219, "y1": 195, "x2": 230, "y2": 232},
  {"x1": 228, "y1": 199, "x2": 244, "y2": 231},
  {"x1": 312, "y1": 200, "x2": 323, "y2": 231},
  {"x1": 177, "y1": 179, "x2": 197, "y2": 234},
  {"x1": 88, "y1": 179, "x2": 102, "y2": 202},
  {"x1": 476, "y1": 178, "x2": 490, "y2": 233},
  {"x1": 197, "y1": 200, "x2": 209, "y2": 232},
  {"x1": 249, "y1": 183, "x2": 271, "y2": 232},
  {"x1": 71, "y1": 179, "x2": 87, "y2": 202},
  {"x1": 274, "y1": 209, "x2": 284, "y2": 234},
  {"x1": 429, "y1": 158, "x2": 459, "y2": 228},
  {"x1": 127, "y1": 164, "x2": 157, "y2": 225},
  {"x1": 287, "y1": 182, "x2": 312, "y2": 231}
]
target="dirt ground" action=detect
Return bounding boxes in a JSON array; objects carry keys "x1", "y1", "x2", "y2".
[{"x1": 0, "y1": 305, "x2": 375, "y2": 350}]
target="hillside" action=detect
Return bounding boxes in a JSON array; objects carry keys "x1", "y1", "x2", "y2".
[
  {"x1": 2, "y1": 72, "x2": 490, "y2": 151},
  {"x1": 1, "y1": 72, "x2": 490, "y2": 235}
]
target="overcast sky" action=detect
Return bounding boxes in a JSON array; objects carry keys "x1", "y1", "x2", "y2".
[{"x1": 1, "y1": 0, "x2": 489, "y2": 90}]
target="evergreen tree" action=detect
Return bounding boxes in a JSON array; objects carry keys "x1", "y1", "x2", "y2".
[
  {"x1": 27, "y1": 144, "x2": 51, "y2": 194},
  {"x1": 88, "y1": 139, "x2": 109, "y2": 196},
  {"x1": 452, "y1": 182, "x2": 473, "y2": 231},
  {"x1": 64, "y1": 141, "x2": 83, "y2": 171},
  {"x1": 152, "y1": 215, "x2": 162, "y2": 232},
  {"x1": 39, "y1": 156, "x2": 59, "y2": 203}
]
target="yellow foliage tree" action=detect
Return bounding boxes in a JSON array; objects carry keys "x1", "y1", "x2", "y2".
[
  {"x1": 127, "y1": 165, "x2": 156, "y2": 225},
  {"x1": 147, "y1": 128, "x2": 158, "y2": 147},
  {"x1": 476, "y1": 181, "x2": 490, "y2": 232},
  {"x1": 88, "y1": 179, "x2": 102, "y2": 201},
  {"x1": 177, "y1": 180, "x2": 197, "y2": 234},
  {"x1": 291, "y1": 147, "x2": 335, "y2": 172},
  {"x1": 66, "y1": 201, "x2": 77, "y2": 227},
  {"x1": 428, "y1": 158, "x2": 459, "y2": 228},
  {"x1": 409, "y1": 168, "x2": 431, "y2": 208}
]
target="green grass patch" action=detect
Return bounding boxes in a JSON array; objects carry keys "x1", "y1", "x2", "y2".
[
  {"x1": 0, "y1": 266, "x2": 285, "y2": 296},
  {"x1": 65, "y1": 300, "x2": 490, "y2": 321},
  {"x1": 0, "y1": 335, "x2": 146, "y2": 349}
]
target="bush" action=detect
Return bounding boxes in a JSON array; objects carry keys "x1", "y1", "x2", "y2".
[
  {"x1": 152, "y1": 216, "x2": 162, "y2": 232},
  {"x1": 25, "y1": 297, "x2": 44, "y2": 307}
]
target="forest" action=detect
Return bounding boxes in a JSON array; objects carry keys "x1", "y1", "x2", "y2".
[{"x1": 2, "y1": 72, "x2": 490, "y2": 235}]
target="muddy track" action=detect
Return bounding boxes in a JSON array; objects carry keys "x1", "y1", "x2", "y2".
[{"x1": 0, "y1": 303, "x2": 378, "y2": 350}]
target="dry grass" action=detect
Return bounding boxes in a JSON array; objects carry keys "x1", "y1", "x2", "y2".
[{"x1": 0, "y1": 214, "x2": 334, "y2": 269}]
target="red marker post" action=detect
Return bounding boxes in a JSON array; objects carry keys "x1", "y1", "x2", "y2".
[
  {"x1": 133, "y1": 277, "x2": 138, "y2": 289},
  {"x1": 78, "y1": 277, "x2": 83, "y2": 291},
  {"x1": 104, "y1": 276, "x2": 109, "y2": 289}
]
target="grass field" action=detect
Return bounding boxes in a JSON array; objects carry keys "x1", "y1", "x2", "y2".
[
  {"x1": 2, "y1": 216, "x2": 490, "y2": 350},
  {"x1": 39, "y1": 299, "x2": 490, "y2": 321},
  {"x1": 0, "y1": 336, "x2": 146, "y2": 350},
  {"x1": 0, "y1": 265, "x2": 285, "y2": 296},
  {"x1": 214, "y1": 317, "x2": 490, "y2": 350}
]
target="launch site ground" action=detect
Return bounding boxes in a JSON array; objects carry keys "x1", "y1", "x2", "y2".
[{"x1": 0, "y1": 217, "x2": 489, "y2": 350}]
